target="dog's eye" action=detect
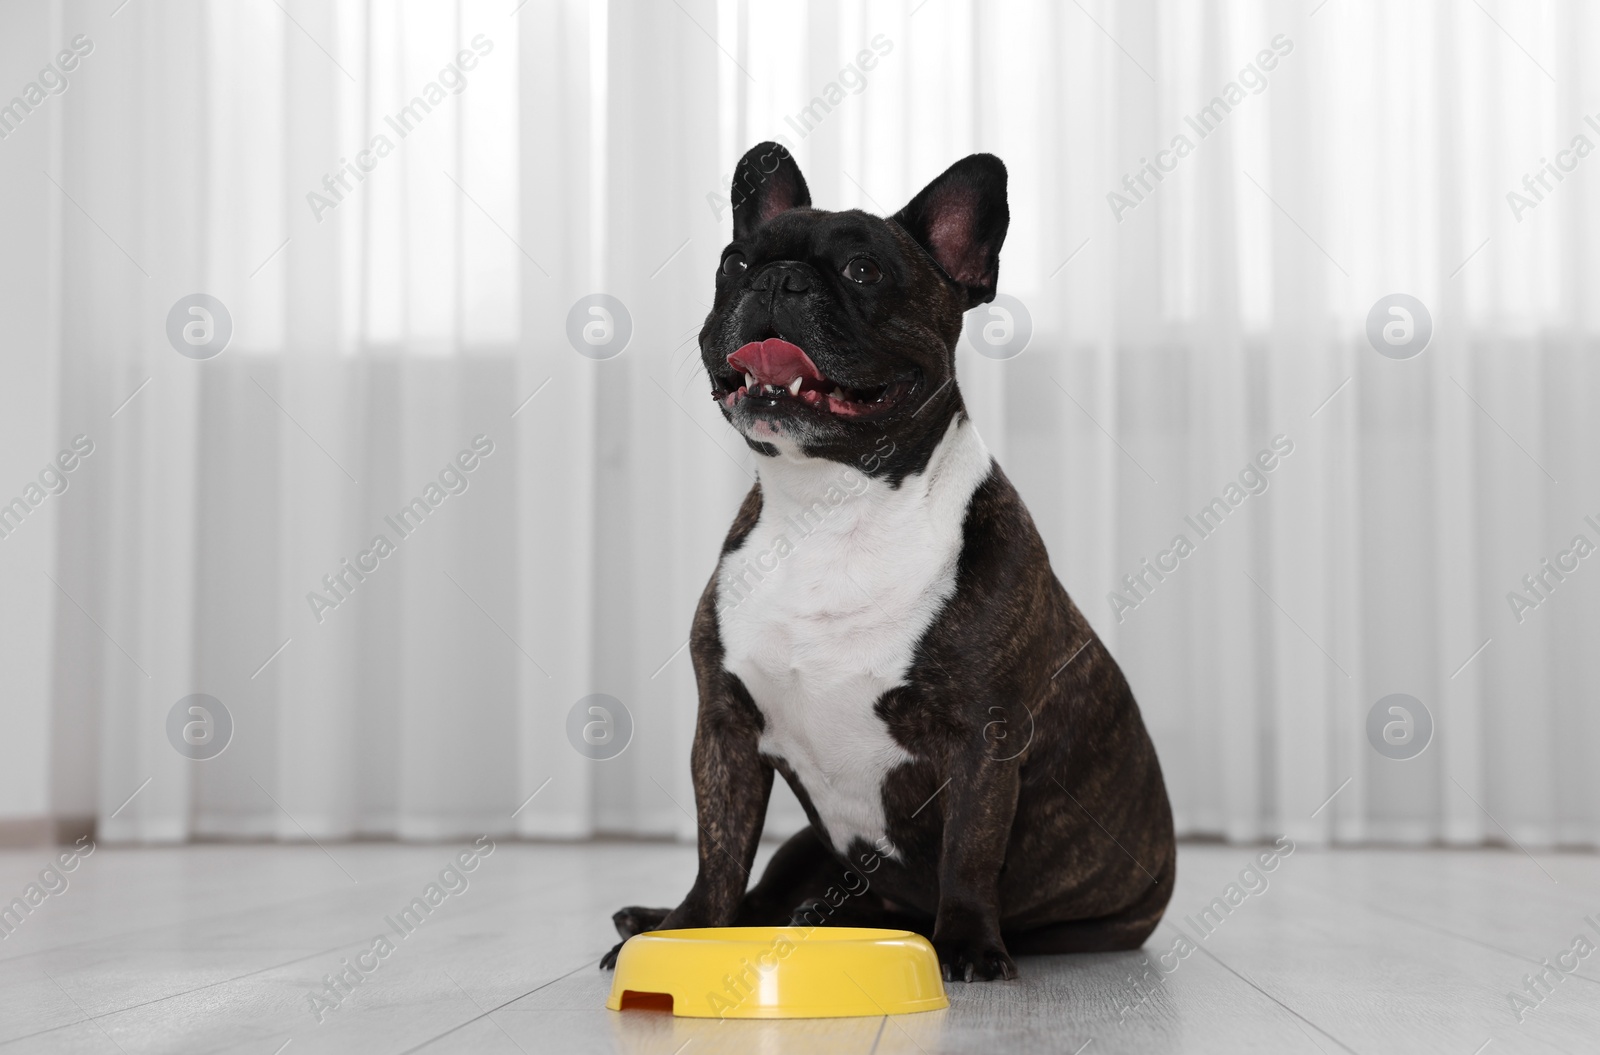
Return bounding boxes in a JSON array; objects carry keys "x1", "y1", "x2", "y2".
[
  {"x1": 721, "y1": 252, "x2": 748, "y2": 277},
  {"x1": 843, "y1": 257, "x2": 882, "y2": 285}
]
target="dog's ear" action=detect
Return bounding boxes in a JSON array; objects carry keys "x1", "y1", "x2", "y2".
[
  {"x1": 892, "y1": 154, "x2": 1009, "y2": 307},
  {"x1": 731, "y1": 142, "x2": 811, "y2": 242}
]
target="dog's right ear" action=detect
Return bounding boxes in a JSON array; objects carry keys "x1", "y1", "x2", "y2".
[{"x1": 731, "y1": 142, "x2": 811, "y2": 241}]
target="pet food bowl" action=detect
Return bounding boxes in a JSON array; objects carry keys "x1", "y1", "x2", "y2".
[{"x1": 605, "y1": 926, "x2": 949, "y2": 1019}]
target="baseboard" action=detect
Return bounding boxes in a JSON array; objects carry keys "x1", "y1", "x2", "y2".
[{"x1": 0, "y1": 815, "x2": 96, "y2": 848}]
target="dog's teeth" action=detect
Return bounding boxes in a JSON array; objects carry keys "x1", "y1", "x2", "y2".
[
  {"x1": 788, "y1": 377, "x2": 803, "y2": 396},
  {"x1": 745, "y1": 373, "x2": 756, "y2": 388},
  {"x1": 831, "y1": 387, "x2": 846, "y2": 400}
]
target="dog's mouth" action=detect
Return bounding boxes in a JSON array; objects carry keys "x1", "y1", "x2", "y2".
[{"x1": 713, "y1": 338, "x2": 916, "y2": 420}]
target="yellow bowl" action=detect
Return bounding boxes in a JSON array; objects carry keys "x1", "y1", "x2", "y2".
[{"x1": 605, "y1": 926, "x2": 949, "y2": 1019}]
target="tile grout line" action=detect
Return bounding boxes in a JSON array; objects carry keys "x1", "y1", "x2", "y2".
[
  {"x1": 0, "y1": 846, "x2": 571, "y2": 969},
  {"x1": 0, "y1": 941, "x2": 365, "y2": 1049},
  {"x1": 1181, "y1": 931, "x2": 1363, "y2": 1055},
  {"x1": 397, "y1": 956, "x2": 601, "y2": 1054},
  {"x1": 0, "y1": 858, "x2": 612, "y2": 1045},
  {"x1": 1289, "y1": 871, "x2": 1600, "y2": 989}
]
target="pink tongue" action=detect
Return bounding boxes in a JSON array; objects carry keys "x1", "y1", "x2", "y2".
[{"x1": 727, "y1": 339, "x2": 823, "y2": 386}]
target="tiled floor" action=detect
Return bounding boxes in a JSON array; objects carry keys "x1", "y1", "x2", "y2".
[{"x1": 0, "y1": 839, "x2": 1595, "y2": 1053}]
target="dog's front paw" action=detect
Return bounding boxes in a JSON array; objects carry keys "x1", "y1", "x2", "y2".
[
  {"x1": 935, "y1": 936, "x2": 1018, "y2": 982},
  {"x1": 612, "y1": 905, "x2": 671, "y2": 939},
  {"x1": 602, "y1": 905, "x2": 675, "y2": 970}
]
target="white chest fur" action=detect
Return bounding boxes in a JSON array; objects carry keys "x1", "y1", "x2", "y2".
[{"x1": 715, "y1": 417, "x2": 994, "y2": 855}]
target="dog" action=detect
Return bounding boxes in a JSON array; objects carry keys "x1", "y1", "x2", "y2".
[{"x1": 602, "y1": 143, "x2": 1174, "y2": 982}]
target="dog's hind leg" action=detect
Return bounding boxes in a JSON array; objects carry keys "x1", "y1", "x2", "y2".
[
  {"x1": 1001, "y1": 854, "x2": 1175, "y2": 954},
  {"x1": 611, "y1": 905, "x2": 672, "y2": 939},
  {"x1": 733, "y1": 825, "x2": 840, "y2": 924},
  {"x1": 1001, "y1": 911, "x2": 1163, "y2": 954},
  {"x1": 612, "y1": 826, "x2": 839, "y2": 940},
  {"x1": 616, "y1": 827, "x2": 928, "y2": 944},
  {"x1": 743, "y1": 826, "x2": 936, "y2": 935}
]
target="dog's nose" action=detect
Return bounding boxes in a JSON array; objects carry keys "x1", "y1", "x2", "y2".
[{"x1": 751, "y1": 262, "x2": 812, "y2": 294}]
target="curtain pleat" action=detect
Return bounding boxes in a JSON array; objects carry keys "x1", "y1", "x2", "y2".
[{"x1": 40, "y1": 0, "x2": 1598, "y2": 849}]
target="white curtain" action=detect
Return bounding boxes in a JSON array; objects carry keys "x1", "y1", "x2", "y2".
[{"x1": 39, "y1": 0, "x2": 1600, "y2": 849}]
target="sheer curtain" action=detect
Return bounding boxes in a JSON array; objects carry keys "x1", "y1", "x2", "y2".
[{"x1": 43, "y1": 0, "x2": 1600, "y2": 849}]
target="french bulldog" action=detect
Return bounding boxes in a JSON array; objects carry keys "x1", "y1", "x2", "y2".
[{"x1": 602, "y1": 143, "x2": 1174, "y2": 982}]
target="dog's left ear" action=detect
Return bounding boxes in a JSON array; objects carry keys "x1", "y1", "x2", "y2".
[{"x1": 892, "y1": 154, "x2": 1009, "y2": 307}]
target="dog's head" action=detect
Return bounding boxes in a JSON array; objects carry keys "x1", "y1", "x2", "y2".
[{"x1": 700, "y1": 142, "x2": 1008, "y2": 480}]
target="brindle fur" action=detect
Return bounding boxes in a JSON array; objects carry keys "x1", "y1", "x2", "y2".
[{"x1": 601, "y1": 144, "x2": 1174, "y2": 981}]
